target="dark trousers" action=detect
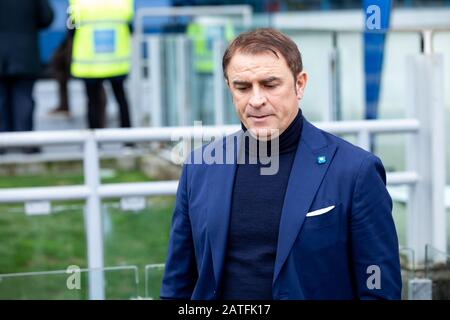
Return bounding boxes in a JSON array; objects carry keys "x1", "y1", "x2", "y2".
[
  {"x1": 0, "y1": 77, "x2": 35, "y2": 132},
  {"x1": 84, "y1": 76, "x2": 131, "y2": 129},
  {"x1": 56, "y1": 73, "x2": 69, "y2": 111}
]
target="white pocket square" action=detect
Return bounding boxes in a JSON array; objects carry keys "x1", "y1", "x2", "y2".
[{"x1": 306, "y1": 205, "x2": 335, "y2": 217}]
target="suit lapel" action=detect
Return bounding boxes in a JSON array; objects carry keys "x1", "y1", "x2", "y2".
[
  {"x1": 273, "y1": 119, "x2": 337, "y2": 283},
  {"x1": 206, "y1": 132, "x2": 240, "y2": 288},
  {"x1": 205, "y1": 122, "x2": 338, "y2": 287}
]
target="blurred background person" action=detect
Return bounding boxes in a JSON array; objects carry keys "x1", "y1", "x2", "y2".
[
  {"x1": 187, "y1": 18, "x2": 235, "y2": 125},
  {"x1": 69, "y1": 0, "x2": 134, "y2": 130},
  {"x1": 47, "y1": 28, "x2": 108, "y2": 121},
  {"x1": 47, "y1": 31, "x2": 73, "y2": 118},
  {"x1": 0, "y1": 0, "x2": 54, "y2": 153}
]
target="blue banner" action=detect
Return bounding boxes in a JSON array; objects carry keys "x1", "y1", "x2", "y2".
[{"x1": 363, "y1": 0, "x2": 392, "y2": 120}]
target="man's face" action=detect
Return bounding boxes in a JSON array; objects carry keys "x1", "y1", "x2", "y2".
[{"x1": 226, "y1": 51, "x2": 307, "y2": 139}]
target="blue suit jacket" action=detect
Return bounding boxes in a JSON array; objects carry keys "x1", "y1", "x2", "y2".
[{"x1": 161, "y1": 118, "x2": 402, "y2": 300}]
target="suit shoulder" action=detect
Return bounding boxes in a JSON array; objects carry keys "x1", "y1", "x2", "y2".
[
  {"x1": 317, "y1": 128, "x2": 385, "y2": 182},
  {"x1": 322, "y1": 129, "x2": 377, "y2": 163},
  {"x1": 302, "y1": 119, "x2": 374, "y2": 164}
]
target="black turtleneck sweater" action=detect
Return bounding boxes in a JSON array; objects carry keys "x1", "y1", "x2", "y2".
[{"x1": 220, "y1": 109, "x2": 303, "y2": 300}]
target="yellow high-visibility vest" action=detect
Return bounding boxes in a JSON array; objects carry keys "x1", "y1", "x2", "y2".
[
  {"x1": 187, "y1": 21, "x2": 235, "y2": 74},
  {"x1": 70, "y1": 0, "x2": 133, "y2": 78}
]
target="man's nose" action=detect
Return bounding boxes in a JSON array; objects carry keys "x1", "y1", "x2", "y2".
[{"x1": 248, "y1": 90, "x2": 266, "y2": 108}]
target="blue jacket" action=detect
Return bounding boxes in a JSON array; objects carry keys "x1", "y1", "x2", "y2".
[{"x1": 161, "y1": 118, "x2": 402, "y2": 300}]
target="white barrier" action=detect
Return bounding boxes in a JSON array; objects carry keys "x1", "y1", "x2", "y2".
[
  {"x1": 0, "y1": 39, "x2": 447, "y2": 297},
  {"x1": 1, "y1": 116, "x2": 446, "y2": 299}
]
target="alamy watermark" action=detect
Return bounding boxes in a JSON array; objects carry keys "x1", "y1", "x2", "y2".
[
  {"x1": 66, "y1": 5, "x2": 80, "y2": 30},
  {"x1": 170, "y1": 121, "x2": 280, "y2": 175},
  {"x1": 366, "y1": 264, "x2": 381, "y2": 290},
  {"x1": 66, "y1": 265, "x2": 81, "y2": 290},
  {"x1": 66, "y1": 3, "x2": 126, "y2": 30},
  {"x1": 366, "y1": 5, "x2": 382, "y2": 30},
  {"x1": 63, "y1": 263, "x2": 381, "y2": 292}
]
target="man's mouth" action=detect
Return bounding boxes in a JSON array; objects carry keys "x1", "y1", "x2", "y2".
[
  {"x1": 248, "y1": 115, "x2": 273, "y2": 125},
  {"x1": 249, "y1": 114, "x2": 272, "y2": 119}
]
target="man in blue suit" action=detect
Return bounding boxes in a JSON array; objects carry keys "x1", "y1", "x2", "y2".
[{"x1": 161, "y1": 28, "x2": 402, "y2": 300}]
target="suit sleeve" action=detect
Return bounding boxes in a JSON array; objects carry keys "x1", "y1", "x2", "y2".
[
  {"x1": 160, "y1": 163, "x2": 198, "y2": 299},
  {"x1": 350, "y1": 154, "x2": 402, "y2": 299}
]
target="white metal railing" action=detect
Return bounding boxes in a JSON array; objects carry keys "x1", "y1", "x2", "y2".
[
  {"x1": 126, "y1": 20, "x2": 448, "y2": 268},
  {"x1": 1, "y1": 12, "x2": 442, "y2": 299},
  {"x1": 1, "y1": 29, "x2": 448, "y2": 293},
  {"x1": 0, "y1": 41, "x2": 447, "y2": 299},
  {"x1": 0, "y1": 114, "x2": 446, "y2": 295}
]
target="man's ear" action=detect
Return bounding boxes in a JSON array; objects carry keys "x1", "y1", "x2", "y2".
[{"x1": 296, "y1": 71, "x2": 308, "y2": 100}]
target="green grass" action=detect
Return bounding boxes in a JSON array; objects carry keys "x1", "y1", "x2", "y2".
[
  {"x1": 0, "y1": 166, "x2": 174, "y2": 299},
  {"x1": 0, "y1": 205, "x2": 86, "y2": 273},
  {"x1": 0, "y1": 167, "x2": 152, "y2": 188},
  {"x1": 0, "y1": 198, "x2": 174, "y2": 299},
  {"x1": 0, "y1": 155, "x2": 449, "y2": 299}
]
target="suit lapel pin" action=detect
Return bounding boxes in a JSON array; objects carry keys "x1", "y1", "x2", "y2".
[{"x1": 317, "y1": 156, "x2": 326, "y2": 164}]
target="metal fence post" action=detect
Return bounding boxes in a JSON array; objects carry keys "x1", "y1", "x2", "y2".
[
  {"x1": 84, "y1": 132, "x2": 105, "y2": 300},
  {"x1": 357, "y1": 129, "x2": 371, "y2": 152},
  {"x1": 148, "y1": 36, "x2": 163, "y2": 127},
  {"x1": 427, "y1": 54, "x2": 447, "y2": 261},
  {"x1": 406, "y1": 53, "x2": 447, "y2": 265},
  {"x1": 213, "y1": 39, "x2": 226, "y2": 125},
  {"x1": 328, "y1": 31, "x2": 341, "y2": 122},
  {"x1": 176, "y1": 35, "x2": 189, "y2": 126},
  {"x1": 130, "y1": 34, "x2": 142, "y2": 127}
]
